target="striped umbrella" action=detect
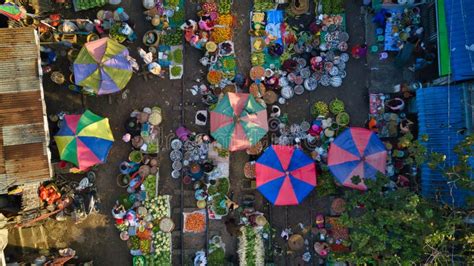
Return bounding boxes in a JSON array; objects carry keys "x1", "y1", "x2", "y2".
[
  {"x1": 256, "y1": 145, "x2": 316, "y2": 205},
  {"x1": 54, "y1": 110, "x2": 114, "y2": 170},
  {"x1": 328, "y1": 127, "x2": 387, "y2": 190},
  {"x1": 210, "y1": 93, "x2": 268, "y2": 151},
  {"x1": 73, "y1": 37, "x2": 132, "y2": 95}
]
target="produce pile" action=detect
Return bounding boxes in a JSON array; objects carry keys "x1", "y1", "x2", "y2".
[
  {"x1": 183, "y1": 210, "x2": 206, "y2": 233},
  {"x1": 73, "y1": 0, "x2": 105, "y2": 11},
  {"x1": 183, "y1": 0, "x2": 238, "y2": 96},
  {"x1": 237, "y1": 226, "x2": 265, "y2": 266},
  {"x1": 112, "y1": 107, "x2": 174, "y2": 265}
]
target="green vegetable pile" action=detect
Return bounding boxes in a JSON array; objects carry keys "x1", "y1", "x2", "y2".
[
  {"x1": 336, "y1": 112, "x2": 350, "y2": 126},
  {"x1": 74, "y1": 0, "x2": 106, "y2": 11},
  {"x1": 254, "y1": 0, "x2": 274, "y2": 11},
  {"x1": 129, "y1": 236, "x2": 140, "y2": 250},
  {"x1": 207, "y1": 185, "x2": 218, "y2": 195},
  {"x1": 218, "y1": 0, "x2": 232, "y2": 14},
  {"x1": 216, "y1": 178, "x2": 229, "y2": 194},
  {"x1": 329, "y1": 98, "x2": 345, "y2": 114},
  {"x1": 153, "y1": 231, "x2": 171, "y2": 255},
  {"x1": 208, "y1": 247, "x2": 226, "y2": 266},
  {"x1": 238, "y1": 226, "x2": 265, "y2": 265},
  {"x1": 251, "y1": 52, "x2": 265, "y2": 66},
  {"x1": 166, "y1": 0, "x2": 179, "y2": 7},
  {"x1": 143, "y1": 175, "x2": 156, "y2": 196},
  {"x1": 143, "y1": 195, "x2": 170, "y2": 220},
  {"x1": 211, "y1": 194, "x2": 227, "y2": 216},
  {"x1": 170, "y1": 65, "x2": 183, "y2": 77},
  {"x1": 140, "y1": 239, "x2": 151, "y2": 254},
  {"x1": 322, "y1": 0, "x2": 345, "y2": 14},
  {"x1": 109, "y1": 24, "x2": 127, "y2": 43},
  {"x1": 171, "y1": 9, "x2": 185, "y2": 24},
  {"x1": 161, "y1": 30, "x2": 183, "y2": 46},
  {"x1": 220, "y1": 56, "x2": 236, "y2": 71},
  {"x1": 144, "y1": 251, "x2": 171, "y2": 265},
  {"x1": 172, "y1": 49, "x2": 183, "y2": 64},
  {"x1": 311, "y1": 101, "x2": 329, "y2": 117}
]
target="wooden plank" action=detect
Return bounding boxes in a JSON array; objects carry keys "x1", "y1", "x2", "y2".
[
  {"x1": 5, "y1": 158, "x2": 49, "y2": 174},
  {"x1": 11, "y1": 168, "x2": 50, "y2": 180},
  {"x1": 0, "y1": 108, "x2": 44, "y2": 126},
  {"x1": 0, "y1": 77, "x2": 40, "y2": 94},
  {"x1": 3, "y1": 143, "x2": 46, "y2": 160},
  {"x1": 0, "y1": 91, "x2": 42, "y2": 111},
  {"x1": 2, "y1": 123, "x2": 46, "y2": 146}
]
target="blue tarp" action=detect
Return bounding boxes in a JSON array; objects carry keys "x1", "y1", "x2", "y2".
[
  {"x1": 444, "y1": 0, "x2": 474, "y2": 82},
  {"x1": 416, "y1": 86, "x2": 473, "y2": 207}
]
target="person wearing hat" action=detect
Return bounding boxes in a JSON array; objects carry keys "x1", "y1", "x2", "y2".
[{"x1": 180, "y1": 19, "x2": 198, "y2": 42}]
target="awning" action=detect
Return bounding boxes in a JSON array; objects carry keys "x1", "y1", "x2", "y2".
[
  {"x1": 416, "y1": 86, "x2": 473, "y2": 207},
  {"x1": 437, "y1": 0, "x2": 474, "y2": 81}
]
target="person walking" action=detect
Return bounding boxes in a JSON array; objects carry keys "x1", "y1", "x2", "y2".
[{"x1": 351, "y1": 44, "x2": 368, "y2": 59}]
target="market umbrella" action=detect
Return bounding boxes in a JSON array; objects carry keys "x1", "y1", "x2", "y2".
[
  {"x1": 73, "y1": 37, "x2": 132, "y2": 95},
  {"x1": 54, "y1": 110, "x2": 114, "y2": 170},
  {"x1": 256, "y1": 145, "x2": 316, "y2": 205},
  {"x1": 0, "y1": 3, "x2": 24, "y2": 21},
  {"x1": 210, "y1": 92, "x2": 268, "y2": 151},
  {"x1": 328, "y1": 127, "x2": 387, "y2": 190}
]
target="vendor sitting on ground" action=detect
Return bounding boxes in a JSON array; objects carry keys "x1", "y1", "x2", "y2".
[
  {"x1": 112, "y1": 202, "x2": 127, "y2": 221},
  {"x1": 198, "y1": 13, "x2": 214, "y2": 31},
  {"x1": 180, "y1": 19, "x2": 198, "y2": 42}
]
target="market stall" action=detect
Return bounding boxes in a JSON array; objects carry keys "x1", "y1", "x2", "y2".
[
  {"x1": 168, "y1": 127, "x2": 234, "y2": 220},
  {"x1": 112, "y1": 106, "x2": 172, "y2": 265}
]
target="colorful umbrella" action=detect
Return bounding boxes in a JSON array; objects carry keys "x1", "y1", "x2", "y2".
[
  {"x1": 54, "y1": 110, "x2": 114, "y2": 170},
  {"x1": 73, "y1": 37, "x2": 132, "y2": 95},
  {"x1": 210, "y1": 93, "x2": 268, "y2": 151},
  {"x1": 328, "y1": 127, "x2": 387, "y2": 190},
  {"x1": 0, "y1": 3, "x2": 24, "y2": 21},
  {"x1": 256, "y1": 145, "x2": 316, "y2": 205}
]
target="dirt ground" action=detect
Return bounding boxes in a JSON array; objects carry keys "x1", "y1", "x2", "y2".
[{"x1": 7, "y1": 0, "x2": 370, "y2": 265}]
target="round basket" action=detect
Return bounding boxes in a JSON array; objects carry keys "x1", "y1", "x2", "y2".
[
  {"x1": 330, "y1": 198, "x2": 346, "y2": 215},
  {"x1": 142, "y1": 30, "x2": 160, "y2": 47},
  {"x1": 336, "y1": 112, "x2": 350, "y2": 127},
  {"x1": 246, "y1": 141, "x2": 263, "y2": 155},
  {"x1": 250, "y1": 66, "x2": 265, "y2": 80},
  {"x1": 244, "y1": 162, "x2": 256, "y2": 179},
  {"x1": 263, "y1": 91, "x2": 278, "y2": 104},
  {"x1": 51, "y1": 72, "x2": 65, "y2": 85},
  {"x1": 117, "y1": 174, "x2": 130, "y2": 188},
  {"x1": 206, "y1": 41, "x2": 217, "y2": 53},
  {"x1": 159, "y1": 217, "x2": 175, "y2": 232},
  {"x1": 250, "y1": 83, "x2": 266, "y2": 98},
  {"x1": 129, "y1": 150, "x2": 143, "y2": 163}
]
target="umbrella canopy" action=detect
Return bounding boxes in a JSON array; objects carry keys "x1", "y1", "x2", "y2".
[
  {"x1": 328, "y1": 127, "x2": 387, "y2": 190},
  {"x1": 54, "y1": 110, "x2": 114, "y2": 170},
  {"x1": 0, "y1": 3, "x2": 24, "y2": 21},
  {"x1": 73, "y1": 37, "x2": 132, "y2": 95},
  {"x1": 256, "y1": 145, "x2": 316, "y2": 205},
  {"x1": 210, "y1": 93, "x2": 268, "y2": 151}
]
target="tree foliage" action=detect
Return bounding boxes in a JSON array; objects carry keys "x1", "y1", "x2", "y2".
[{"x1": 334, "y1": 174, "x2": 473, "y2": 264}]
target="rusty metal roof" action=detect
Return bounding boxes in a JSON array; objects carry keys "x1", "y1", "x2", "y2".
[{"x1": 0, "y1": 27, "x2": 52, "y2": 193}]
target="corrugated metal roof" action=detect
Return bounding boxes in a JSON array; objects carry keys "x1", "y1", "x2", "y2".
[
  {"x1": 416, "y1": 86, "x2": 473, "y2": 207},
  {"x1": 444, "y1": 0, "x2": 474, "y2": 82},
  {"x1": 0, "y1": 27, "x2": 52, "y2": 193}
]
